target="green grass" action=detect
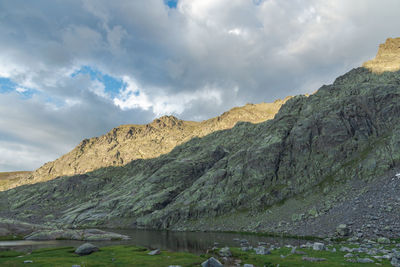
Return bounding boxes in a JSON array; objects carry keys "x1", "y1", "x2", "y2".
[
  {"x1": 0, "y1": 250, "x2": 24, "y2": 258},
  {"x1": 0, "y1": 244, "x2": 396, "y2": 267},
  {"x1": 0, "y1": 235, "x2": 24, "y2": 241},
  {"x1": 0, "y1": 245, "x2": 206, "y2": 267},
  {"x1": 226, "y1": 246, "x2": 393, "y2": 267}
]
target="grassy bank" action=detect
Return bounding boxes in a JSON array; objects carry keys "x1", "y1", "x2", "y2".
[
  {"x1": 0, "y1": 246, "x2": 206, "y2": 267},
  {"x1": 0, "y1": 243, "x2": 396, "y2": 267}
]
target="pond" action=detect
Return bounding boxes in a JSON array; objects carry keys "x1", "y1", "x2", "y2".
[{"x1": 0, "y1": 229, "x2": 308, "y2": 254}]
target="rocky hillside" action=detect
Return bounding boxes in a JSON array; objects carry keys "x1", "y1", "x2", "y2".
[
  {"x1": 363, "y1": 37, "x2": 400, "y2": 73},
  {"x1": 0, "y1": 171, "x2": 31, "y2": 191},
  {"x1": 1, "y1": 63, "x2": 399, "y2": 238},
  {"x1": 2, "y1": 98, "x2": 289, "y2": 190},
  {"x1": 1, "y1": 39, "x2": 399, "y2": 239}
]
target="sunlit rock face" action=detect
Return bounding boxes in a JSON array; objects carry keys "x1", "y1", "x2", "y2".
[
  {"x1": 1, "y1": 97, "x2": 290, "y2": 191},
  {"x1": 363, "y1": 37, "x2": 400, "y2": 73}
]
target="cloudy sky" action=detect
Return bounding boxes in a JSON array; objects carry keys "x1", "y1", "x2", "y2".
[{"x1": 0, "y1": 0, "x2": 399, "y2": 171}]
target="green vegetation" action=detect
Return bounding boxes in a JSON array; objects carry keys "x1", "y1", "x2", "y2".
[
  {"x1": 226, "y1": 246, "x2": 393, "y2": 267},
  {"x1": 0, "y1": 246, "x2": 206, "y2": 267},
  {"x1": 1, "y1": 243, "x2": 396, "y2": 266},
  {"x1": 0, "y1": 235, "x2": 24, "y2": 241}
]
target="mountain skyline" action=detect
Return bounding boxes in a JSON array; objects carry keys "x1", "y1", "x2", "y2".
[{"x1": 1, "y1": 0, "x2": 400, "y2": 171}]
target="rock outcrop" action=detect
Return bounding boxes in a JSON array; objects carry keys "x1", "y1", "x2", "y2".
[
  {"x1": 0, "y1": 172, "x2": 32, "y2": 191},
  {"x1": 2, "y1": 98, "x2": 289, "y2": 191},
  {"x1": 363, "y1": 37, "x2": 400, "y2": 73},
  {"x1": 0, "y1": 39, "x2": 399, "y2": 238}
]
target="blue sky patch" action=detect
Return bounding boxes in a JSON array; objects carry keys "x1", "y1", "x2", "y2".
[
  {"x1": 0, "y1": 77, "x2": 17, "y2": 93},
  {"x1": 164, "y1": 0, "x2": 178, "y2": 8},
  {"x1": 0, "y1": 77, "x2": 37, "y2": 98},
  {"x1": 71, "y1": 66, "x2": 124, "y2": 98}
]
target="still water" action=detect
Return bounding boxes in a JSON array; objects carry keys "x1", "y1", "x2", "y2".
[{"x1": 0, "y1": 229, "x2": 307, "y2": 254}]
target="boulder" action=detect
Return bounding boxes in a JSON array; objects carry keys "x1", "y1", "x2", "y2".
[
  {"x1": 391, "y1": 252, "x2": 400, "y2": 267},
  {"x1": 148, "y1": 249, "x2": 160, "y2": 255},
  {"x1": 201, "y1": 257, "x2": 223, "y2": 267},
  {"x1": 357, "y1": 258, "x2": 374, "y2": 263},
  {"x1": 312, "y1": 242, "x2": 325, "y2": 251},
  {"x1": 336, "y1": 224, "x2": 351, "y2": 237},
  {"x1": 377, "y1": 237, "x2": 390, "y2": 244},
  {"x1": 241, "y1": 246, "x2": 252, "y2": 251},
  {"x1": 75, "y1": 243, "x2": 99, "y2": 256},
  {"x1": 218, "y1": 247, "x2": 232, "y2": 257},
  {"x1": 255, "y1": 246, "x2": 270, "y2": 255}
]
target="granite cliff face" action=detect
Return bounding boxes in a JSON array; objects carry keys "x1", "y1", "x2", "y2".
[
  {"x1": 363, "y1": 37, "x2": 400, "y2": 73},
  {"x1": 1, "y1": 66, "x2": 399, "y2": 236},
  {"x1": 1, "y1": 39, "x2": 400, "y2": 238},
  {"x1": 1, "y1": 98, "x2": 288, "y2": 191}
]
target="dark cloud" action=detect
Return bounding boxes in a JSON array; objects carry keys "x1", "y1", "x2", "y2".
[{"x1": 0, "y1": 0, "x2": 400, "y2": 170}]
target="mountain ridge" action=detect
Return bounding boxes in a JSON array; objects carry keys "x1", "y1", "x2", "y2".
[
  {"x1": 1, "y1": 66, "x2": 399, "y2": 238},
  {"x1": 1, "y1": 38, "x2": 399, "y2": 239},
  {"x1": 0, "y1": 97, "x2": 290, "y2": 191}
]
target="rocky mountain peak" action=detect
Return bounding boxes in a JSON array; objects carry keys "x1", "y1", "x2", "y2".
[
  {"x1": 0, "y1": 98, "x2": 290, "y2": 191},
  {"x1": 363, "y1": 37, "x2": 400, "y2": 73},
  {"x1": 151, "y1": 115, "x2": 183, "y2": 128}
]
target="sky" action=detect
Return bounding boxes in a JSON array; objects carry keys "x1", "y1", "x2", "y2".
[{"x1": 0, "y1": 0, "x2": 400, "y2": 171}]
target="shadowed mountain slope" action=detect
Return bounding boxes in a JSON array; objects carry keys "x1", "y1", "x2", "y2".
[
  {"x1": 1, "y1": 67, "x2": 399, "y2": 237},
  {"x1": 1, "y1": 98, "x2": 289, "y2": 191}
]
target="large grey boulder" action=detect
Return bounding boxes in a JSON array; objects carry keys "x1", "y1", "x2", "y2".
[
  {"x1": 391, "y1": 252, "x2": 400, "y2": 267},
  {"x1": 218, "y1": 247, "x2": 231, "y2": 257},
  {"x1": 255, "y1": 246, "x2": 271, "y2": 255},
  {"x1": 336, "y1": 224, "x2": 351, "y2": 237},
  {"x1": 201, "y1": 257, "x2": 223, "y2": 267},
  {"x1": 377, "y1": 237, "x2": 390, "y2": 244},
  {"x1": 357, "y1": 258, "x2": 374, "y2": 263},
  {"x1": 148, "y1": 249, "x2": 160, "y2": 255},
  {"x1": 312, "y1": 242, "x2": 325, "y2": 251},
  {"x1": 75, "y1": 243, "x2": 99, "y2": 256}
]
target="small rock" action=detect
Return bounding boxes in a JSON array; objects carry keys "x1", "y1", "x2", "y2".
[
  {"x1": 377, "y1": 237, "x2": 390, "y2": 244},
  {"x1": 332, "y1": 248, "x2": 337, "y2": 252},
  {"x1": 23, "y1": 260, "x2": 33, "y2": 263},
  {"x1": 201, "y1": 257, "x2": 223, "y2": 267},
  {"x1": 148, "y1": 249, "x2": 160, "y2": 255},
  {"x1": 302, "y1": 257, "x2": 326, "y2": 262},
  {"x1": 75, "y1": 243, "x2": 99, "y2": 256},
  {"x1": 336, "y1": 224, "x2": 351, "y2": 237},
  {"x1": 255, "y1": 246, "x2": 270, "y2": 255},
  {"x1": 357, "y1": 258, "x2": 374, "y2": 263},
  {"x1": 243, "y1": 264, "x2": 254, "y2": 267},
  {"x1": 290, "y1": 247, "x2": 296, "y2": 254},
  {"x1": 241, "y1": 246, "x2": 252, "y2": 251},
  {"x1": 218, "y1": 247, "x2": 232, "y2": 257},
  {"x1": 72, "y1": 265, "x2": 81, "y2": 267},
  {"x1": 340, "y1": 246, "x2": 352, "y2": 252},
  {"x1": 313, "y1": 242, "x2": 325, "y2": 251},
  {"x1": 344, "y1": 253, "x2": 354, "y2": 258}
]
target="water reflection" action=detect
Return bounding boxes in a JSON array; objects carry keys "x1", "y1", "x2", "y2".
[{"x1": 0, "y1": 229, "x2": 307, "y2": 254}]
